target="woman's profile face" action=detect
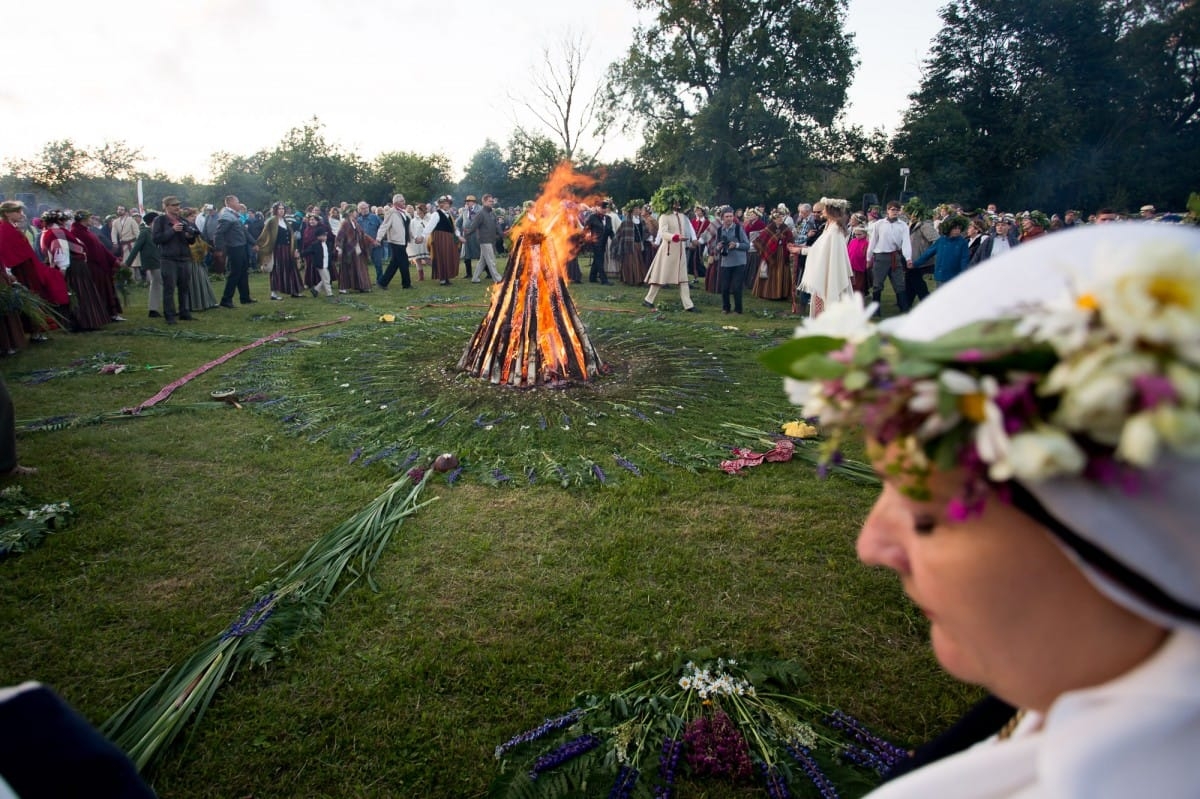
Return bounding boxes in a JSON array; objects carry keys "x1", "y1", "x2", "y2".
[{"x1": 856, "y1": 466, "x2": 1162, "y2": 711}]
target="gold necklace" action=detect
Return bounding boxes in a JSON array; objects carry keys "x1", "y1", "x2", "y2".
[{"x1": 996, "y1": 709, "x2": 1027, "y2": 741}]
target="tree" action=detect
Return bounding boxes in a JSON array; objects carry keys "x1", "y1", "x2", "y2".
[
  {"x1": 458, "y1": 140, "x2": 510, "y2": 200},
  {"x1": 606, "y1": 0, "x2": 856, "y2": 205},
  {"x1": 505, "y1": 131, "x2": 562, "y2": 201},
  {"x1": 894, "y1": 0, "x2": 1200, "y2": 211},
  {"x1": 512, "y1": 29, "x2": 606, "y2": 162},
  {"x1": 257, "y1": 118, "x2": 367, "y2": 208},
  {"x1": 371, "y1": 150, "x2": 453, "y2": 204},
  {"x1": 91, "y1": 140, "x2": 144, "y2": 181},
  {"x1": 210, "y1": 151, "x2": 270, "y2": 210},
  {"x1": 6, "y1": 139, "x2": 90, "y2": 203}
]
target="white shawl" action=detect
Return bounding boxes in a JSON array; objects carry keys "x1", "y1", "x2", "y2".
[
  {"x1": 866, "y1": 630, "x2": 1200, "y2": 798},
  {"x1": 799, "y1": 223, "x2": 854, "y2": 312}
]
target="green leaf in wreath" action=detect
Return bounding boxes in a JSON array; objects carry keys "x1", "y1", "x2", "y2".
[
  {"x1": 760, "y1": 335, "x2": 845, "y2": 375},
  {"x1": 892, "y1": 318, "x2": 1023, "y2": 362},
  {"x1": 843, "y1": 370, "x2": 870, "y2": 391}
]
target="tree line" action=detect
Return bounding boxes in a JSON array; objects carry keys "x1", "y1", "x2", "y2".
[{"x1": 4, "y1": 0, "x2": 1196, "y2": 215}]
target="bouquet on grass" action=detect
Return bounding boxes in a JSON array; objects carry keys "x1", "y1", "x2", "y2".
[
  {"x1": 492, "y1": 650, "x2": 908, "y2": 798},
  {"x1": 102, "y1": 472, "x2": 436, "y2": 771}
]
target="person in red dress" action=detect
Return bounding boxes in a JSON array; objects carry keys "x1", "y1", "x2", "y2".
[{"x1": 70, "y1": 211, "x2": 125, "y2": 321}]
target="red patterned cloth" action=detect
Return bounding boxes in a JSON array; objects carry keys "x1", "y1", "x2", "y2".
[{"x1": 718, "y1": 439, "x2": 795, "y2": 474}]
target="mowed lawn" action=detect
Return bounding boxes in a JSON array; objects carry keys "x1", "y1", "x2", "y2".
[{"x1": 0, "y1": 265, "x2": 974, "y2": 798}]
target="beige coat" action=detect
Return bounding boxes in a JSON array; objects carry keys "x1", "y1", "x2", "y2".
[{"x1": 644, "y1": 211, "x2": 693, "y2": 285}]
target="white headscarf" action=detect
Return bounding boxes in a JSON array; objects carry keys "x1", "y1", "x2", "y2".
[{"x1": 888, "y1": 224, "x2": 1200, "y2": 630}]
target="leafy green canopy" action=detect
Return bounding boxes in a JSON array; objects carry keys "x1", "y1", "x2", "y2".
[
  {"x1": 894, "y1": 0, "x2": 1200, "y2": 211},
  {"x1": 606, "y1": 0, "x2": 857, "y2": 207}
]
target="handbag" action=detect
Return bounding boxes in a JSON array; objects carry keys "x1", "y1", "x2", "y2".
[{"x1": 758, "y1": 262, "x2": 769, "y2": 279}]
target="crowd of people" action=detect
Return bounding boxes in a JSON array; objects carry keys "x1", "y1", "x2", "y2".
[{"x1": 0, "y1": 188, "x2": 1187, "y2": 354}]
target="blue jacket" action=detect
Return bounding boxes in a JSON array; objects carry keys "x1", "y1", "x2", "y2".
[{"x1": 914, "y1": 235, "x2": 969, "y2": 283}]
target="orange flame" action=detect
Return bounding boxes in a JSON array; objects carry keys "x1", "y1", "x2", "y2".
[
  {"x1": 463, "y1": 162, "x2": 605, "y2": 386},
  {"x1": 509, "y1": 161, "x2": 600, "y2": 275}
]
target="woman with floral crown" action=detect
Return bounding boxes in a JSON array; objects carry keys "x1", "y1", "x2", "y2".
[
  {"x1": 767, "y1": 224, "x2": 1200, "y2": 797},
  {"x1": 752, "y1": 207, "x2": 794, "y2": 301},
  {"x1": 797, "y1": 197, "x2": 855, "y2": 318},
  {"x1": 40, "y1": 210, "x2": 109, "y2": 332}
]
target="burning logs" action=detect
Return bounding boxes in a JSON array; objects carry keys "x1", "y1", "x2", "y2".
[{"x1": 457, "y1": 231, "x2": 604, "y2": 387}]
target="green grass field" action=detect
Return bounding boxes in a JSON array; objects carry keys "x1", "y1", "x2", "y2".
[{"x1": 0, "y1": 262, "x2": 972, "y2": 797}]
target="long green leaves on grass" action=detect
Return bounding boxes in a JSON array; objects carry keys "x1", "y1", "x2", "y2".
[{"x1": 100, "y1": 472, "x2": 437, "y2": 771}]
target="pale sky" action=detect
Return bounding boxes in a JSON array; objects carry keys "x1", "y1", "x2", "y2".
[{"x1": 3, "y1": 0, "x2": 943, "y2": 184}]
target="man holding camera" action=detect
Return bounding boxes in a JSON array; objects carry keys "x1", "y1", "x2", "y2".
[
  {"x1": 715, "y1": 208, "x2": 751, "y2": 314},
  {"x1": 150, "y1": 196, "x2": 196, "y2": 325}
]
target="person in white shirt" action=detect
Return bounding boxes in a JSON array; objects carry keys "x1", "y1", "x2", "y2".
[{"x1": 867, "y1": 201, "x2": 914, "y2": 315}]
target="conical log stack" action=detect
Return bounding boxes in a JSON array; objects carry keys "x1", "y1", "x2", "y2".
[{"x1": 457, "y1": 232, "x2": 604, "y2": 387}]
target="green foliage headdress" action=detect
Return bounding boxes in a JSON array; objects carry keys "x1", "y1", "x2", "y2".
[{"x1": 650, "y1": 184, "x2": 695, "y2": 214}]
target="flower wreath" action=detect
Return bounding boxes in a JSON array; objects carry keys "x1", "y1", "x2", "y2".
[{"x1": 762, "y1": 242, "x2": 1200, "y2": 517}]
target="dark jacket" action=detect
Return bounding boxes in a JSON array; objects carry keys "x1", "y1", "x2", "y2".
[
  {"x1": 586, "y1": 212, "x2": 612, "y2": 248},
  {"x1": 214, "y1": 207, "x2": 251, "y2": 251},
  {"x1": 151, "y1": 214, "x2": 196, "y2": 260},
  {"x1": 463, "y1": 205, "x2": 500, "y2": 243},
  {"x1": 124, "y1": 224, "x2": 160, "y2": 271}
]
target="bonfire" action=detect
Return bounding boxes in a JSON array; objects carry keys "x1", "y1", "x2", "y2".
[{"x1": 457, "y1": 163, "x2": 606, "y2": 387}]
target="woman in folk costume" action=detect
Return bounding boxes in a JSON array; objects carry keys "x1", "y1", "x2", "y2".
[
  {"x1": 752, "y1": 208, "x2": 793, "y2": 300},
  {"x1": 70, "y1": 210, "x2": 124, "y2": 320},
  {"x1": 428, "y1": 195, "x2": 462, "y2": 286},
  {"x1": 688, "y1": 205, "x2": 713, "y2": 283},
  {"x1": 640, "y1": 203, "x2": 658, "y2": 267},
  {"x1": 406, "y1": 203, "x2": 430, "y2": 281},
  {"x1": 742, "y1": 208, "x2": 766, "y2": 291},
  {"x1": 642, "y1": 185, "x2": 698, "y2": 312},
  {"x1": 611, "y1": 201, "x2": 647, "y2": 286},
  {"x1": 258, "y1": 203, "x2": 305, "y2": 300},
  {"x1": 300, "y1": 213, "x2": 330, "y2": 291},
  {"x1": 0, "y1": 202, "x2": 33, "y2": 352},
  {"x1": 183, "y1": 209, "x2": 219, "y2": 311},
  {"x1": 1, "y1": 200, "x2": 65, "y2": 340},
  {"x1": 797, "y1": 197, "x2": 854, "y2": 318},
  {"x1": 704, "y1": 216, "x2": 724, "y2": 295},
  {"x1": 40, "y1": 211, "x2": 108, "y2": 332},
  {"x1": 334, "y1": 205, "x2": 374, "y2": 293},
  {"x1": 769, "y1": 224, "x2": 1200, "y2": 798}
]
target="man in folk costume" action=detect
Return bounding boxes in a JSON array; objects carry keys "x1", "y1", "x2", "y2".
[
  {"x1": 463, "y1": 194, "x2": 503, "y2": 283},
  {"x1": 866, "y1": 200, "x2": 913, "y2": 316},
  {"x1": 456, "y1": 195, "x2": 481, "y2": 278},
  {"x1": 642, "y1": 186, "x2": 699, "y2": 312},
  {"x1": 585, "y1": 202, "x2": 614, "y2": 285},
  {"x1": 111, "y1": 205, "x2": 140, "y2": 279},
  {"x1": 376, "y1": 194, "x2": 413, "y2": 290}
]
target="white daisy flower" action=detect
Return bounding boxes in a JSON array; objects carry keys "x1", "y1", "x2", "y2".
[
  {"x1": 940, "y1": 370, "x2": 1010, "y2": 466},
  {"x1": 1090, "y1": 243, "x2": 1200, "y2": 362},
  {"x1": 991, "y1": 427, "x2": 1086, "y2": 482},
  {"x1": 793, "y1": 293, "x2": 879, "y2": 344}
]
